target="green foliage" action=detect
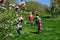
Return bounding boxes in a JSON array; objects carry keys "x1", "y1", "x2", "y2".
[
  {"x1": 49, "y1": 0, "x2": 60, "y2": 17},
  {"x1": 0, "y1": 9, "x2": 60, "y2": 40},
  {"x1": 26, "y1": 1, "x2": 44, "y2": 12},
  {"x1": 0, "y1": 0, "x2": 60, "y2": 40},
  {"x1": 5, "y1": 0, "x2": 16, "y2": 9}
]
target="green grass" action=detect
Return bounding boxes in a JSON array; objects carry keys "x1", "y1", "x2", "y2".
[
  {"x1": 0, "y1": 11, "x2": 60, "y2": 40},
  {"x1": 3, "y1": 20, "x2": 60, "y2": 40}
]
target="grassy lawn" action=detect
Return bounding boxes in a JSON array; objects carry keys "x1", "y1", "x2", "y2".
[
  {"x1": 3, "y1": 20, "x2": 60, "y2": 40},
  {"x1": 0, "y1": 12, "x2": 60, "y2": 40}
]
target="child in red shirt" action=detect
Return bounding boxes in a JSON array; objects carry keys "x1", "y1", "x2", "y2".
[
  {"x1": 38, "y1": 18, "x2": 42, "y2": 33},
  {"x1": 29, "y1": 12, "x2": 33, "y2": 24}
]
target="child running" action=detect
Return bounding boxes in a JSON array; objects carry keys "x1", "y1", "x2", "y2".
[
  {"x1": 37, "y1": 18, "x2": 42, "y2": 33},
  {"x1": 16, "y1": 15, "x2": 24, "y2": 36},
  {"x1": 29, "y1": 12, "x2": 33, "y2": 24},
  {"x1": 17, "y1": 22, "x2": 22, "y2": 35}
]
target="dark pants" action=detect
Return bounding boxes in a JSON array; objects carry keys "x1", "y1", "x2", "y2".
[{"x1": 17, "y1": 28, "x2": 22, "y2": 35}]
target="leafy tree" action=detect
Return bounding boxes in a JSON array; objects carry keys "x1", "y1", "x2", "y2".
[
  {"x1": 26, "y1": 1, "x2": 45, "y2": 12},
  {"x1": 5, "y1": 0, "x2": 16, "y2": 9},
  {"x1": 50, "y1": 0, "x2": 60, "y2": 17}
]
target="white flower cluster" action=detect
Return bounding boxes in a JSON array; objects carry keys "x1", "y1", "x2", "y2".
[{"x1": 19, "y1": 1, "x2": 26, "y2": 7}]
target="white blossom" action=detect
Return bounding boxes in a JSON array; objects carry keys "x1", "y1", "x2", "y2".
[
  {"x1": 9, "y1": 7, "x2": 12, "y2": 9},
  {"x1": 7, "y1": 20, "x2": 10, "y2": 23},
  {"x1": 5, "y1": 27, "x2": 8, "y2": 29},
  {"x1": 1, "y1": 7, "x2": 6, "y2": 10}
]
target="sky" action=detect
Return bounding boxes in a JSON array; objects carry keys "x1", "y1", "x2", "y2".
[
  {"x1": 16, "y1": 0, "x2": 51, "y2": 6},
  {"x1": 35, "y1": 0, "x2": 51, "y2": 6}
]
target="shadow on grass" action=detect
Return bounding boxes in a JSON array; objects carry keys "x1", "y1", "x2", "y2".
[
  {"x1": 31, "y1": 32, "x2": 39, "y2": 34},
  {"x1": 26, "y1": 21, "x2": 30, "y2": 24}
]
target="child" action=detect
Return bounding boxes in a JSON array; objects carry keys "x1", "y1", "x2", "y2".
[
  {"x1": 37, "y1": 18, "x2": 42, "y2": 33},
  {"x1": 29, "y1": 12, "x2": 33, "y2": 24},
  {"x1": 17, "y1": 22, "x2": 22, "y2": 35},
  {"x1": 16, "y1": 16, "x2": 24, "y2": 35},
  {"x1": 35, "y1": 14, "x2": 39, "y2": 25}
]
